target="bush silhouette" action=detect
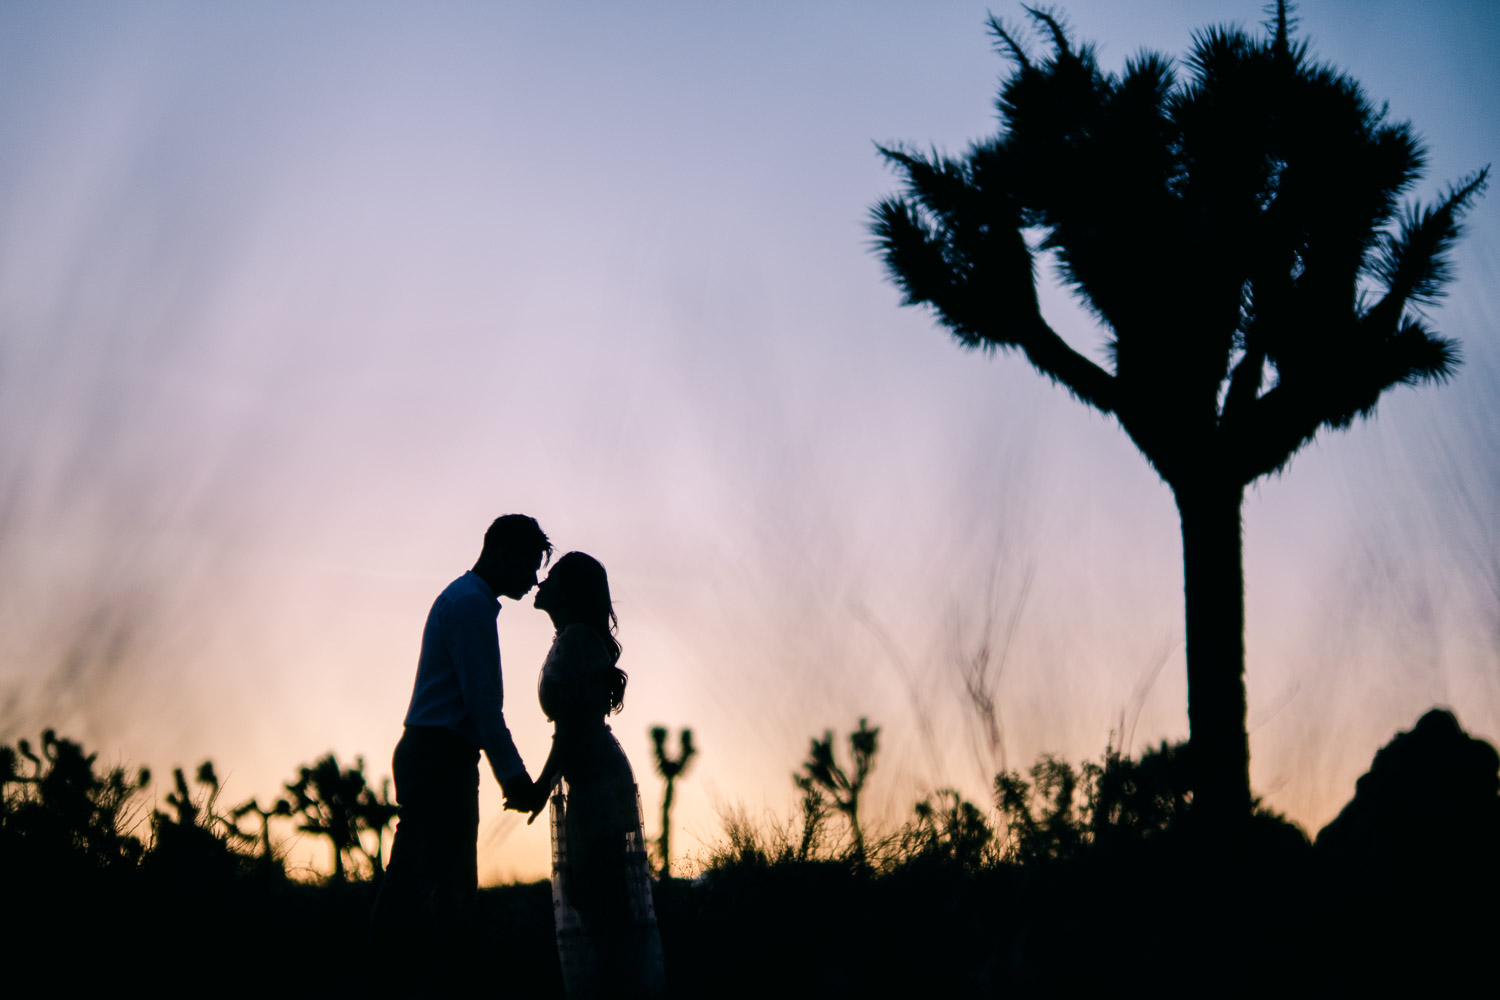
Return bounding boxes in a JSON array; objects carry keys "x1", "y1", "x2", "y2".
[
  {"x1": 1, "y1": 729, "x2": 150, "y2": 873},
  {"x1": 995, "y1": 754, "x2": 1090, "y2": 863},
  {"x1": 901, "y1": 788, "x2": 996, "y2": 870},
  {"x1": 1088, "y1": 739, "x2": 1195, "y2": 851},
  {"x1": 147, "y1": 760, "x2": 261, "y2": 879}
]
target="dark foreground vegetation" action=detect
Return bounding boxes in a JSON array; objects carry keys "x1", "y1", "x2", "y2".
[{"x1": 4, "y1": 707, "x2": 1496, "y2": 995}]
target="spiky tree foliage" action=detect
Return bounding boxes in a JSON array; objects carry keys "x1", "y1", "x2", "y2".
[
  {"x1": 871, "y1": 2, "x2": 1487, "y2": 830},
  {"x1": 649, "y1": 725, "x2": 697, "y2": 879},
  {"x1": 796, "y1": 718, "x2": 880, "y2": 861}
]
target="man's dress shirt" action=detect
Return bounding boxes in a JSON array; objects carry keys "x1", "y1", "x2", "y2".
[{"x1": 403, "y1": 571, "x2": 526, "y2": 784}]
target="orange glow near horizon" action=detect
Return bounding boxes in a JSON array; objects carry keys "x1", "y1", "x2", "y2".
[{"x1": 2, "y1": 1, "x2": 1498, "y2": 886}]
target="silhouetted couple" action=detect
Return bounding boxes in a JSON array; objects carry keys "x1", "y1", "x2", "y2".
[{"x1": 371, "y1": 514, "x2": 665, "y2": 997}]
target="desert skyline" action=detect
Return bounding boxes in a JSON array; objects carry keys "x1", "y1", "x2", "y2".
[{"x1": 2, "y1": 0, "x2": 1497, "y2": 882}]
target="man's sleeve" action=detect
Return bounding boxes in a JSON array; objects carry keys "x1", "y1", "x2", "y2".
[{"x1": 445, "y1": 593, "x2": 527, "y2": 784}]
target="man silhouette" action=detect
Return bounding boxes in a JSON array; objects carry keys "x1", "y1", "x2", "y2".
[{"x1": 372, "y1": 514, "x2": 551, "y2": 983}]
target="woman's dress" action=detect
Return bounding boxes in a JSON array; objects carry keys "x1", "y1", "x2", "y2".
[{"x1": 539, "y1": 625, "x2": 666, "y2": 999}]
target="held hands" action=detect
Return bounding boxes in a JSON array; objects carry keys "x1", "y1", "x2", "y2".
[
  {"x1": 500, "y1": 773, "x2": 536, "y2": 813},
  {"x1": 500, "y1": 773, "x2": 551, "y2": 824},
  {"x1": 525, "y1": 779, "x2": 555, "y2": 827},
  {"x1": 524, "y1": 779, "x2": 551, "y2": 826}
]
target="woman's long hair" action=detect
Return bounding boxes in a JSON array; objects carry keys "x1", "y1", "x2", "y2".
[{"x1": 549, "y1": 551, "x2": 627, "y2": 714}]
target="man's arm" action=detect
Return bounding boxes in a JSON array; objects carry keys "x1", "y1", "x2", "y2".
[{"x1": 444, "y1": 592, "x2": 528, "y2": 788}]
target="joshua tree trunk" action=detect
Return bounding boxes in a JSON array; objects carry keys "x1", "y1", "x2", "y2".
[
  {"x1": 1174, "y1": 477, "x2": 1252, "y2": 831},
  {"x1": 658, "y1": 777, "x2": 675, "y2": 880}
]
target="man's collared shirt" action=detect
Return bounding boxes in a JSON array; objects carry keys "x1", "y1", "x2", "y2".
[{"x1": 404, "y1": 570, "x2": 526, "y2": 783}]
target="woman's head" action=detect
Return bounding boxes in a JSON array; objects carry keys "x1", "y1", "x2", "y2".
[
  {"x1": 535, "y1": 551, "x2": 626, "y2": 711},
  {"x1": 535, "y1": 551, "x2": 613, "y2": 629}
]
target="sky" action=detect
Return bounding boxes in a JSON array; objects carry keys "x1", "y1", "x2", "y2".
[{"x1": 1, "y1": 0, "x2": 1497, "y2": 883}]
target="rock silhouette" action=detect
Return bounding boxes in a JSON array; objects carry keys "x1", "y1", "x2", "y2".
[{"x1": 1317, "y1": 707, "x2": 1500, "y2": 873}]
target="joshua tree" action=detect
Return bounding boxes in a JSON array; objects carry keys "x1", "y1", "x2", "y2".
[
  {"x1": 281, "y1": 753, "x2": 397, "y2": 881},
  {"x1": 232, "y1": 794, "x2": 292, "y2": 867},
  {"x1": 354, "y1": 774, "x2": 400, "y2": 878},
  {"x1": 796, "y1": 718, "x2": 880, "y2": 861},
  {"x1": 649, "y1": 726, "x2": 697, "y2": 879},
  {"x1": 871, "y1": 2, "x2": 1487, "y2": 831}
]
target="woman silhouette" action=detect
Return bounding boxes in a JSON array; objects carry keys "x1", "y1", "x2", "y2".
[{"x1": 529, "y1": 552, "x2": 665, "y2": 998}]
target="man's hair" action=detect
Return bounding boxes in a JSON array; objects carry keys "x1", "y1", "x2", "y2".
[{"x1": 483, "y1": 514, "x2": 553, "y2": 565}]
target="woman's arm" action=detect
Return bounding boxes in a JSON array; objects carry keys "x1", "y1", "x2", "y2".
[
  {"x1": 526, "y1": 735, "x2": 565, "y2": 824},
  {"x1": 522, "y1": 740, "x2": 558, "y2": 827},
  {"x1": 527, "y1": 625, "x2": 612, "y2": 823}
]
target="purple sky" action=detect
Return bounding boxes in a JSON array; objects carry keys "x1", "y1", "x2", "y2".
[{"x1": 2, "y1": 1, "x2": 1497, "y2": 882}]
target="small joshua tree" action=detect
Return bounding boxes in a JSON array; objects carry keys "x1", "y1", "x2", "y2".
[
  {"x1": 232, "y1": 794, "x2": 293, "y2": 868},
  {"x1": 796, "y1": 719, "x2": 880, "y2": 862},
  {"x1": 649, "y1": 726, "x2": 697, "y2": 880},
  {"x1": 354, "y1": 774, "x2": 400, "y2": 878},
  {"x1": 281, "y1": 753, "x2": 397, "y2": 881}
]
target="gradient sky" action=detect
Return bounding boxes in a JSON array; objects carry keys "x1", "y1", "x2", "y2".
[{"x1": 2, "y1": 1, "x2": 1497, "y2": 883}]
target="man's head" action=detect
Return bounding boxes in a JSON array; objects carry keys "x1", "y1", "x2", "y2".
[{"x1": 475, "y1": 514, "x2": 552, "y2": 600}]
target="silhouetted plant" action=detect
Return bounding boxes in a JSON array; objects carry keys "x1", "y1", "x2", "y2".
[
  {"x1": 0, "y1": 729, "x2": 150, "y2": 870},
  {"x1": 791, "y1": 772, "x2": 830, "y2": 863},
  {"x1": 649, "y1": 725, "x2": 697, "y2": 880},
  {"x1": 708, "y1": 804, "x2": 787, "y2": 871},
  {"x1": 901, "y1": 788, "x2": 996, "y2": 870},
  {"x1": 355, "y1": 773, "x2": 400, "y2": 879},
  {"x1": 231, "y1": 794, "x2": 293, "y2": 868},
  {"x1": 157, "y1": 761, "x2": 244, "y2": 839},
  {"x1": 796, "y1": 719, "x2": 880, "y2": 862},
  {"x1": 871, "y1": 1, "x2": 1488, "y2": 832},
  {"x1": 995, "y1": 754, "x2": 1095, "y2": 863},
  {"x1": 1089, "y1": 739, "x2": 1194, "y2": 851},
  {"x1": 149, "y1": 760, "x2": 260, "y2": 877},
  {"x1": 281, "y1": 753, "x2": 396, "y2": 881}
]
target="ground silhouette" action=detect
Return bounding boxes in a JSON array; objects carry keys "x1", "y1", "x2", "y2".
[{"x1": 3, "y1": 708, "x2": 1497, "y2": 992}]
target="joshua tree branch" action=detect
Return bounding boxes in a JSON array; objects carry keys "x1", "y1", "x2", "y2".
[
  {"x1": 1364, "y1": 169, "x2": 1489, "y2": 337},
  {"x1": 1232, "y1": 320, "x2": 1457, "y2": 484},
  {"x1": 872, "y1": 196, "x2": 1117, "y2": 412}
]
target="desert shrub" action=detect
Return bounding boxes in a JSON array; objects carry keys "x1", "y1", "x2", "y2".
[{"x1": 0, "y1": 729, "x2": 150, "y2": 873}]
